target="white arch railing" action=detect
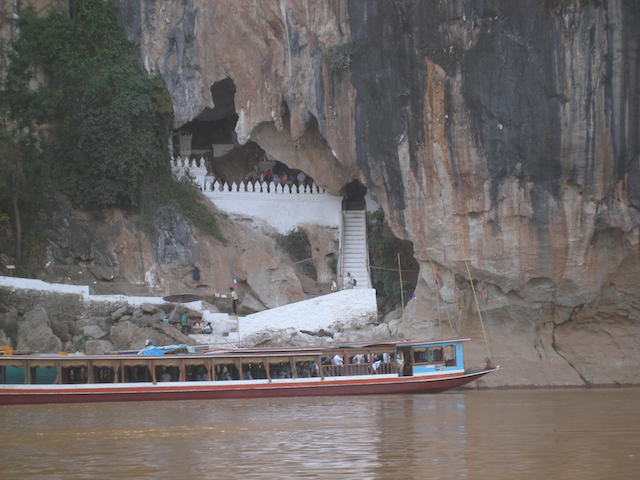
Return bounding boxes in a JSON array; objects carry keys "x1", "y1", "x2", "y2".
[{"x1": 170, "y1": 156, "x2": 326, "y2": 195}]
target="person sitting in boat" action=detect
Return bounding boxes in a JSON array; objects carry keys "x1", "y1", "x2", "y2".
[
  {"x1": 219, "y1": 366, "x2": 231, "y2": 381},
  {"x1": 298, "y1": 363, "x2": 311, "y2": 378},
  {"x1": 204, "y1": 322, "x2": 212, "y2": 334},
  {"x1": 160, "y1": 368, "x2": 172, "y2": 382}
]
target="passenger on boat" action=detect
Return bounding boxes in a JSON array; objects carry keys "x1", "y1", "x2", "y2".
[
  {"x1": 395, "y1": 351, "x2": 405, "y2": 376},
  {"x1": 204, "y1": 322, "x2": 212, "y2": 334},
  {"x1": 372, "y1": 358, "x2": 382, "y2": 373},
  {"x1": 332, "y1": 354, "x2": 344, "y2": 376},
  {"x1": 220, "y1": 366, "x2": 231, "y2": 381},
  {"x1": 298, "y1": 363, "x2": 311, "y2": 378},
  {"x1": 160, "y1": 369, "x2": 171, "y2": 382}
]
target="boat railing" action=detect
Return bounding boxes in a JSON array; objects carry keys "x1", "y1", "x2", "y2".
[{"x1": 322, "y1": 361, "x2": 396, "y2": 377}]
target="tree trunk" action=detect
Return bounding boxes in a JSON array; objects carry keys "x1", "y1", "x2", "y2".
[{"x1": 12, "y1": 194, "x2": 22, "y2": 263}]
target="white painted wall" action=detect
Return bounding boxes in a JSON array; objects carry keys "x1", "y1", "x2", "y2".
[
  {"x1": 170, "y1": 156, "x2": 344, "y2": 233},
  {"x1": 0, "y1": 276, "x2": 193, "y2": 309},
  {"x1": 203, "y1": 182, "x2": 343, "y2": 232}
]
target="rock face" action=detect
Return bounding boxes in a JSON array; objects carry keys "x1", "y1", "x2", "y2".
[{"x1": 110, "y1": 0, "x2": 640, "y2": 386}]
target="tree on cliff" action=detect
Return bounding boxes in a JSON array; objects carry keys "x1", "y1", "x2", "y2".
[
  {"x1": 4, "y1": 0, "x2": 170, "y2": 210},
  {"x1": 0, "y1": 18, "x2": 49, "y2": 263}
]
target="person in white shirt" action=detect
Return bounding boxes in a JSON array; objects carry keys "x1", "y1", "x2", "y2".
[{"x1": 332, "y1": 354, "x2": 344, "y2": 376}]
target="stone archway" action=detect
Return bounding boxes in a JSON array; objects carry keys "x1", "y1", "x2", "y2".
[{"x1": 344, "y1": 180, "x2": 367, "y2": 210}]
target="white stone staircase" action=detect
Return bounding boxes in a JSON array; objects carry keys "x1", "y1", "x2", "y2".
[{"x1": 340, "y1": 210, "x2": 370, "y2": 289}]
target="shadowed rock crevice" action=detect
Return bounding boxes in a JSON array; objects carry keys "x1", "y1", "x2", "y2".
[{"x1": 551, "y1": 305, "x2": 591, "y2": 387}]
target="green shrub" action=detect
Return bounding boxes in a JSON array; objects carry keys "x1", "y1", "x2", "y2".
[
  {"x1": 275, "y1": 228, "x2": 311, "y2": 261},
  {"x1": 367, "y1": 210, "x2": 416, "y2": 305},
  {"x1": 326, "y1": 41, "x2": 356, "y2": 71}
]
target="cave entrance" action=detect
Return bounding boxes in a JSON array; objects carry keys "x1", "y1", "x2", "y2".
[
  {"x1": 172, "y1": 77, "x2": 268, "y2": 184},
  {"x1": 343, "y1": 180, "x2": 367, "y2": 210}
]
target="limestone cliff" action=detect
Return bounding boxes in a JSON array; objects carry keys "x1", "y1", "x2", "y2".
[{"x1": 110, "y1": 0, "x2": 639, "y2": 387}]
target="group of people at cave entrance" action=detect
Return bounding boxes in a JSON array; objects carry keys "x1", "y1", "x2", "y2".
[{"x1": 244, "y1": 165, "x2": 314, "y2": 190}]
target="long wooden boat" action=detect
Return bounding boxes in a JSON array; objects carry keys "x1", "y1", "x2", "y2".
[{"x1": 0, "y1": 338, "x2": 501, "y2": 405}]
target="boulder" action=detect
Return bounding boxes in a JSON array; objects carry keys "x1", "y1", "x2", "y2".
[
  {"x1": 296, "y1": 273, "x2": 317, "y2": 293},
  {"x1": 238, "y1": 293, "x2": 266, "y2": 315},
  {"x1": 234, "y1": 250, "x2": 305, "y2": 308},
  {"x1": 109, "y1": 319, "x2": 195, "y2": 350},
  {"x1": 0, "y1": 303, "x2": 19, "y2": 343},
  {"x1": 299, "y1": 225, "x2": 339, "y2": 283},
  {"x1": 76, "y1": 316, "x2": 111, "y2": 333},
  {"x1": 109, "y1": 321, "x2": 148, "y2": 350},
  {"x1": 0, "y1": 329, "x2": 11, "y2": 348},
  {"x1": 111, "y1": 306, "x2": 128, "y2": 321},
  {"x1": 16, "y1": 307, "x2": 63, "y2": 353},
  {"x1": 51, "y1": 319, "x2": 75, "y2": 343},
  {"x1": 141, "y1": 303, "x2": 160, "y2": 314},
  {"x1": 84, "y1": 339, "x2": 116, "y2": 355},
  {"x1": 83, "y1": 324, "x2": 107, "y2": 340}
]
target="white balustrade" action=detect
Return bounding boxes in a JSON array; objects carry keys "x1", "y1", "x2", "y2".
[{"x1": 170, "y1": 156, "x2": 339, "y2": 230}]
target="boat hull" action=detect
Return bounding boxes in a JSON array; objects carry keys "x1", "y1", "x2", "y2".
[{"x1": 0, "y1": 369, "x2": 496, "y2": 405}]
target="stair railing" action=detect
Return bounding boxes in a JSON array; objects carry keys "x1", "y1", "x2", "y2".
[
  {"x1": 363, "y1": 210, "x2": 372, "y2": 288},
  {"x1": 337, "y1": 210, "x2": 345, "y2": 288}
]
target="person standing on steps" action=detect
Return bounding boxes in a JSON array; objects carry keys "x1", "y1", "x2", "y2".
[{"x1": 230, "y1": 287, "x2": 238, "y2": 315}]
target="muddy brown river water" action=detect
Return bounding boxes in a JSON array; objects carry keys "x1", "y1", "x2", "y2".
[{"x1": 0, "y1": 388, "x2": 638, "y2": 479}]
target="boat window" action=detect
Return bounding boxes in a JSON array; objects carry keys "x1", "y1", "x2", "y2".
[
  {"x1": 295, "y1": 360, "x2": 320, "y2": 378},
  {"x1": 93, "y1": 366, "x2": 116, "y2": 383},
  {"x1": 1, "y1": 365, "x2": 26, "y2": 384},
  {"x1": 413, "y1": 347, "x2": 444, "y2": 364},
  {"x1": 268, "y1": 359, "x2": 293, "y2": 379},
  {"x1": 215, "y1": 363, "x2": 238, "y2": 381},
  {"x1": 61, "y1": 366, "x2": 89, "y2": 384},
  {"x1": 124, "y1": 365, "x2": 152, "y2": 383},
  {"x1": 30, "y1": 366, "x2": 57, "y2": 384},
  {"x1": 185, "y1": 364, "x2": 209, "y2": 381},
  {"x1": 443, "y1": 345, "x2": 456, "y2": 366},
  {"x1": 241, "y1": 361, "x2": 267, "y2": 380}
]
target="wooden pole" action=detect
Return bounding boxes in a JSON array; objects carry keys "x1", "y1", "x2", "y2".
[
  {"x1": 455, "y1": 228, "x2": 491, "y2": 364},
  {"x1": 427, "y1": 255, "x2": 455, "y2": 336},
  {"x1": 427, "y1": 256, "x2": 442, "y2": 337},
  {"x1": 398, "y1": 253, "x2": 405, "y2": 337}
]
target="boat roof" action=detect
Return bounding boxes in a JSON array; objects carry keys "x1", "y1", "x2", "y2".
[{"x1": 0, "y1": 338, "x2": 470, "y2": 360}]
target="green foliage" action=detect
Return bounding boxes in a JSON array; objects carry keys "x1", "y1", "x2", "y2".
[
  {"x1": 328, "y1": 255, "x2": 337, "y2": 275},
  {"x1": 0, "y1": 211, "x2": 9, "y2": 225},
  {"x1": 5, "y1": 0, "x2": 172, "y2": 209},
  {"x1": 367, "y1": 210, "x2": 416, "y2": 306},
  {"x1": 367, "y1": 210, "x2": 394, "y2": 262},
  {"x1": 275, "y1": 228, "x2": 315, "y2": 278},
  {"x1": 326, "y1": 40, "x2": 356, "y2": 71},
  {"x1": 139, "y1": 176, "x2": 226, "y2": 245},
  {"x1": 23, "y1": 229, "x2": 47, "y2": 258},
  {"x1": 275, "y1": 228, "x2": 311, "y2": 261}
]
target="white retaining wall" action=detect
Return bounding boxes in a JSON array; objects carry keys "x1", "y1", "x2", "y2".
[
  {"x1": 170, "y1": 156, "x2": 344, "y2": 232},
  {"x1": 239, "y1": 288, "x2": 377, "y2": 337},
  {"x1": 0, "y1": 276, "x2": 198, "y2": 309}
]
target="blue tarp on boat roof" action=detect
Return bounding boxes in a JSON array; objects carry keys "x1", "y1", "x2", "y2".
[{"x1": 138, "y1": 345, "x2": 196, "y2": 355}]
